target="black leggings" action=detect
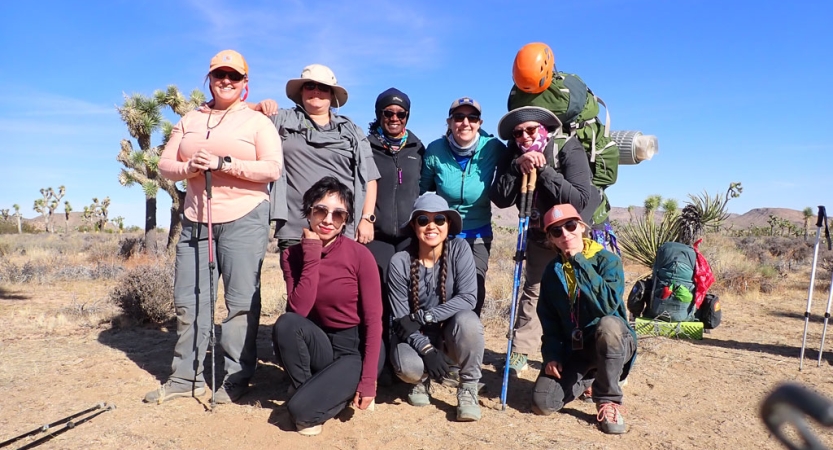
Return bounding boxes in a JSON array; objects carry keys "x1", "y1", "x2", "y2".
[{"x1": 273, "y1": 312, "x2": 382, "y2": 426}]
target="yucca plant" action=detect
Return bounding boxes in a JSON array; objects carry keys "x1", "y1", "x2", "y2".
[{"x1": 619, "y1": 182, "x2": 742, "y2": 267}]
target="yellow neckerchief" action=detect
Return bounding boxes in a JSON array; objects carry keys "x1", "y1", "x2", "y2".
[{"x1": 563, "y1": 238, "x2": 604, "y2": 301}]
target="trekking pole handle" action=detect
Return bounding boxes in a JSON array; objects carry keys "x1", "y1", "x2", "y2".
[
  {"x1": 205, "y1": 170, "x2": 213, "y2": 199},
  {"x1": 816, "y1": 206, "x2": 826, "y2": 228},
  {"x1": 817, "y1": 206, "x2": 831, "y2": 250},
  {"x1": 527, "y1": 169, "x2": 538, "y2": 195}
]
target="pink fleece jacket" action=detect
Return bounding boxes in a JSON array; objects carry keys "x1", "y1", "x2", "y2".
[{"x1": 159, "y1": 103, "x2": 282, "y2": 223}]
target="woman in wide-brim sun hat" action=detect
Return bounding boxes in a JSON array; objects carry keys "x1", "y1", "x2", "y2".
[
  {"x1": 489, "y1": 103, "x2": 600, "y2": 380},
  {"x1": 260, "y1": 63, "x2": 380, "y2": 252},
  {"x1": 147, "y1": 49, "x2": 282, "y2": 406}
]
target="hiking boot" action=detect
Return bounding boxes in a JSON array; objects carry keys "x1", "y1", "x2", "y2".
[
  {"x1": 296, "y1": 422, "x2": 323, "y2": 437},
  {"x1": 596, "y1": 402, "x2": 627, "y2": 434},
  {"x1": 143, "y1": 380, "x2": 205, "y2": 404},
  {"x1": 214, "y1": 381, "x2": 249, "y2": 404},
  {"x1": 507, "y1": 352, "x2": 528, "y2": 376},
  {"x1": 441, "y1": 367, "x2": 461, "y2": 387},
  {"x1": 407, "y1": 379, "x2": 431, "y2": 407},
  {"x1": 456, "y1": 382, "x2": 481, "y2": 422}
]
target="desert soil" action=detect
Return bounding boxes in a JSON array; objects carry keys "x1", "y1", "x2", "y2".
[{"x1": 2, "y1": 254, "x2": 833, "y2": 450}]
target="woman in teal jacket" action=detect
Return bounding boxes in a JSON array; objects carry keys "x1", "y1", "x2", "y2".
[
  {"x1": 533, "y1": 203, "x2": 636, "y2": 435},
  {"x1": 420, "y1": 97, "x2": 506, "y2": 316}
]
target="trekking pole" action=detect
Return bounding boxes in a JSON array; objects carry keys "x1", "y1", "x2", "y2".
[
  {"x1": 0, "y1": 403, "x2": 114, "y2": 449},
  {"x1": 206, "y1": 170, "x2": 217, "y2": 411},
  {"x1": 815, "y1": 208, "x2": 832, "y2": 366},
  {"x1": 800, "y1": 206, "x2": 829, "y2": 371},
  {"x1": 760, "y1": 382, "x2": 833, "y2": 450},
  {"x1": 500, "y1": 169, "x2": 538, "y2": 410}
]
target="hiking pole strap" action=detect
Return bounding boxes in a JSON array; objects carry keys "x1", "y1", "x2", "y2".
[
  {"x1": 817, "y1": 206, "x2": 830, "y2": 250},
  {"x1": 761, "y1": 383, "x2": 833, "y2": 450}
]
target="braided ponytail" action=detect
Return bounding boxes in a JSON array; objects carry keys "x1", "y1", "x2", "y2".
[
  {"x1": 438, "y1": 238, "x2": 449, "y2": 304},
  {"x1": 408, "y1": 240, "x2": 421, "y2": 314}
]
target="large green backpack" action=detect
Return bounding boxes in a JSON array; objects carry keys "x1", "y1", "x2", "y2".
[
  {"x1": 508, "y1": 73, "x2": 619, "y2": 224},
  {"x1": 645, "y1": 242, "x2": 698, "y2": 322}
]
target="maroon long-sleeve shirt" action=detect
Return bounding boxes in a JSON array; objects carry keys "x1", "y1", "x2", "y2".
[{"x1": 280, "y1": 235, "x2": 382, "y2": 397}]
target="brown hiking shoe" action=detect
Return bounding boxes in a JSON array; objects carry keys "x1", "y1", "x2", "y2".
[{"x1": 143, "y1": 380, "x2": 205, "y2": 404}]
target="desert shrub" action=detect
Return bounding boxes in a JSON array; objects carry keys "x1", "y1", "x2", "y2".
[
  {"x1": 118, "y1": 236, "x2": 144, "y2": 259},
  {"x1": 109, "y1": 260, "x2": 175, "y2": 324},
  {"x1": 0, "y1": 241, "x2": 10, "y2": 257}
]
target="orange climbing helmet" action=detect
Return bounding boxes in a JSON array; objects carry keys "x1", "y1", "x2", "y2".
[{"x1": 512, "y1": 42, "x2": 555, "y2": 94}]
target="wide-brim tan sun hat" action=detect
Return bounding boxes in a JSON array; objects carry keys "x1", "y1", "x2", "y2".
[
  {"x1": 285, "y1": 64, "x2": 349, "y2": 107},
  {"x1": 497, "y1": 106, "x2": 562, "y2": 141}
]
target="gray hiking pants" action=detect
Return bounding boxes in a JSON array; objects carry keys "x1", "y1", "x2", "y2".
[
  {"x1": 169, "y1": 201, "x2": 269, "y2": 388},
  {"x1": 532, "y1": 316, "x2": 636, "y2": 414},
  {"x1": 390, "y1": 309, "x2": 484, "y2": 384},
  {"x1": 513, "y1": 238, "x2": 559, "y2": 354}
]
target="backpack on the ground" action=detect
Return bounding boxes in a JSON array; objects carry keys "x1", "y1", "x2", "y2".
[
  {"x1": 627, "y1": 275, "x2": 653, "y2": 319},
  {"x1": 695, "y1": 293, "x2": 722, "y2": 330},
  {"x1": 508, "y1": 72, "x2": 619, "y2": 225},
  {"x1": 645, "y1": 242, "x2": 698, "y2": 322}
]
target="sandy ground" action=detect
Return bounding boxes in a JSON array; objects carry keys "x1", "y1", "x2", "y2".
[{"x1": 2, "y1": 256, "x2": 833, "y2": 450}]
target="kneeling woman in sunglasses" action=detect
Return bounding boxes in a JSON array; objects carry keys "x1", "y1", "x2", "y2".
[
  {"x1": 387, "y1": 193, "x2": 485, "y2": 422},
  {"x1": 272, "y1": 176, "x2": 383, "y2": 436},
  {"x1": 533, "y1": 203, "x2": 636, "y2": 435}
]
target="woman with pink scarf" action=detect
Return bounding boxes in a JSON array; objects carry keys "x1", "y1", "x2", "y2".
[{"x1": 489, "y1": 106, "x2": 601, "y2": 378}]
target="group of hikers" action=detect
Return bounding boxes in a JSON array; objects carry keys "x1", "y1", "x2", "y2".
[{"x1": 145, "y1": 48, "x2": 637, "y2": 437}]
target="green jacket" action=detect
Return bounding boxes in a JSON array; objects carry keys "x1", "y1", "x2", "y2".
[
  {"x1": 538, "y1": 239, "x2": 636, "y2": 378},
  {"x1": 420, "y1": 130, "x2": 506, "y2": 231}
]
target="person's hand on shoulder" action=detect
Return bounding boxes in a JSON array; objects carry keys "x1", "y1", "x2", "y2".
[{"x1": 252, "y1": 99, "x2": 279, "y2": 116}]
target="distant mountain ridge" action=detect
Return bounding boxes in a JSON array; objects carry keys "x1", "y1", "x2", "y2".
[{"x1": 491, "y1": 205, "x2": 810, "y2": 230}]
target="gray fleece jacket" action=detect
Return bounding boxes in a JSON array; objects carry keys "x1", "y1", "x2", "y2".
[{"x1": 386, "y1": 237, "x2": 477, "y2": 352}]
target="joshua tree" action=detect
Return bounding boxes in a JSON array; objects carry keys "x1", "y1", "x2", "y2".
[
  {"x1": 33, "y1": 197, "x2": 48, "y2": 231},
  {"x1": 1, "y1": 209, "x2": 8, "y2": 221},
  {"x1": 767, "y1": 214, "x2": 778, "y2": 236},
  {"x1": 13, "y1": 204, "x2": 21, "y2": 234},
  {"x1": 64, "y1": 201, "x2": 72, "y2": 233},
  {"x1": 803, "y1": 207, "x2": 814, "y2": 241},
  {"x1": 117, "y1": 86, "x2": 205, "y2": 251},
  {"x1": 644, "y1": 195, "x2": 662, "y2": 220},
  {"x1": 111, "y1": 216, "x2": 125, "y2": 233}
]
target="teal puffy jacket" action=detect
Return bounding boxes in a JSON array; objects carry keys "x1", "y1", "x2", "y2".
[{"x1": 419, "y1": 130, "x2": 507, "y2": 231}]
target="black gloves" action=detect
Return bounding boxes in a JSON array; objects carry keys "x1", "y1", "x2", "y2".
[
  {"x1": 421, "y1": 347, "x2": 449, "y2": 381},
  {"x1": 393, "y1": 315, "x2": 422, "y2": 340}
]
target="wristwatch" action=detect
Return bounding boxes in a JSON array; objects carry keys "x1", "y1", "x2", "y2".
[
  {"x1": 412, "y1": 310, "x2": 435, "y2": 325},
  {"x1": 361, "y1": 213, "x2": 376, "y2": 223},
  {"x1": 217, "y1": 155, "x2": 232, "y2": 170}
]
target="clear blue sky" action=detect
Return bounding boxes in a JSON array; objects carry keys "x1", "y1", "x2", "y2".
[{"x1": 1, "y1": 0, "x2": 830, "y2": 227}]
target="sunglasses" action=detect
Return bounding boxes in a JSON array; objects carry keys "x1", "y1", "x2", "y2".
[
  {"x1": 450, "y1": 113, "x2": 481, "y2": 123},
  {"x1": 415, "y1": 214, "x2": 447, "y2": 227},
  {"x1": 310, "y1": 204, "x2": 349, "y2": 226},
  {"x1": 382, "y1": 110, "x2": 408, "y2": 120},
  {"x1": 512, "y1": 126, "x2": 539, "y2": 139},
  {"x1": 547, "y1": 219, "x2": 579, "y2": 238},
  {"x1": 302, "y1": 82, "x2": 333, "y2": 93},
  {"x1": 210, "y1": 69, "x2": 246, "y2": 82}
]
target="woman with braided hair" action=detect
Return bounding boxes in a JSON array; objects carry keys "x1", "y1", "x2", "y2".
[{"x1": 387, "y1": 193, "x2": 485, "y2": 422}]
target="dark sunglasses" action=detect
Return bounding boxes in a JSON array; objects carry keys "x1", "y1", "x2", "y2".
[
  {"x1": 382, "y1": 110, "x2": 408, "y2": 120},
  {"x1": 415, "y1": 214, "x2": 447, "y2": 227},
  {"x1": 512, "y1": 126, "x2": 539, "y2": 139},
  {"x1": 311, "y1": 204, "x2": 349, "y2": 226},
  {"x1": 302, "y1": 82, "x2": 333, "y2": 93},
  {"x1": 210, "y1": 69, "x2": 246, "y2": 82},
  {"x1": 547, "y1": 219, "x2": 579, "y2": 238},
  {"x1": 450, "y1": 113, "x2": 481, "y2": 123}
]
